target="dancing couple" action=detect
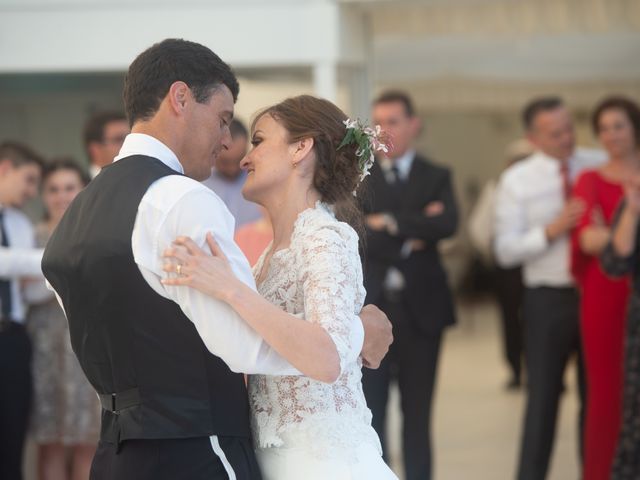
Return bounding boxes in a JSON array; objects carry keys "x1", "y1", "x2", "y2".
[{"x1": 42, "y1": 38, "x2": 397, "y2": 479}]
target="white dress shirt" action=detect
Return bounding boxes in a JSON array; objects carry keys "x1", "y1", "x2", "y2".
[
  {"x1": 378, "y1": 150, "x2": 416, "y2": 291},
  {"x1": 0, "y1": 205, "x2": 43, "y2": 322},
  {"x1": 379, "y1": 149, "x2": 415, "y2": 183},
  {"x1": 105, "y1": 133, "x2": 305, "y2": 375},
  {"x1": 494, "y1": 147, "x2": 605, "y2": 287},
  {"x1": 90, "y1": 164, "x2": 101, "y2": 180}
]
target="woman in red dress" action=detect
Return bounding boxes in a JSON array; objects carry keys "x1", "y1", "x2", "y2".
[{"x1": 571, "y1": 96, "x2": 640, "y2": 480}]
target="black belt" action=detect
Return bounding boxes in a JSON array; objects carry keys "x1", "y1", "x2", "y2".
[{"x1": 98, "y1": 387, "x2": 141, "y2": 414}]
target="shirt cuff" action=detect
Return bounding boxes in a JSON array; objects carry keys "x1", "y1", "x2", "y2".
[{"x1": 528, "y1": 226, "x2": 549, "y2": 252}]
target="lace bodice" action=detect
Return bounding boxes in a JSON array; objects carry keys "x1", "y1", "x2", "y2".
[{"x1": 248, "y1": 202, "x2": 381, "y2": 460}]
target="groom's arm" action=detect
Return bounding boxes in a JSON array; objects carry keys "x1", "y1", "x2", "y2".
[{"x1": 133, "y1": 177, "x2": 302, "y2": 376}]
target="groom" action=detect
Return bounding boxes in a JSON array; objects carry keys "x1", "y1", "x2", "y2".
[{"x1": 42, "y1": 39, "x2": 392, "y2": 480}]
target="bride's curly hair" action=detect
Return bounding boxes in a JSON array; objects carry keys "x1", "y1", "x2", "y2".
[{"x1": 251, "y1": 95, "x2": 364, "y2": 236}]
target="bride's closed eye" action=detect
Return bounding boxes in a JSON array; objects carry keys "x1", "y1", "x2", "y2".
[{"x1": 251, "y1": 137, "x2": 262, "y2": 147}]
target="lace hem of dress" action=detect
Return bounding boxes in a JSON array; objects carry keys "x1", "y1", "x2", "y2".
[{"x1": 253, "y1": 414, "x2": 382, "y2": 462}]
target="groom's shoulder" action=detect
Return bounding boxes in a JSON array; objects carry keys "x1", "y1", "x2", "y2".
[{"x1": 142, "y1": 174, "x2": 226, "y2": 213}]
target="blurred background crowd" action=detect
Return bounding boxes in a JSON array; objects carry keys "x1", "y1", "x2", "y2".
[{"x1": 1, "y1": 0, "x2": 640, "y2": 479}]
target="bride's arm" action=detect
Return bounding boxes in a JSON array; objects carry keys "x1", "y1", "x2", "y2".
[
  {"x1": 223, "y1": 279, "x2": 341, "y2": 383},
  {"x1": 163, "y1": 232, "x2": 345, "y2": 383}
]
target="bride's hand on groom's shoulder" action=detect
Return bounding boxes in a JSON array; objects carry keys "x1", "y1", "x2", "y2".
[
  {"x1": 161, "y1": 233, "x2": 238, "y2": 302},
  {"x1": 359, "y1": 305, "x2": 393, "y2": 369}
]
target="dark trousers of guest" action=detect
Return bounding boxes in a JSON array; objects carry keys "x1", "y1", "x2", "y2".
[
  {"x1": 0, "y1": 322, "x2": 32, "y2": 480},
  {"x1": 91, "y1": 435, "x2": 261, "y2": 480},
  {"x1": 362, "y1": 295, "x2": 442, "y2": 480},
  {"x1": 516, "y1": 287, "x2": 586, "y2": 480},
  {"x1": 494, "y1": 266, "x2": 524, "y2": 383}
]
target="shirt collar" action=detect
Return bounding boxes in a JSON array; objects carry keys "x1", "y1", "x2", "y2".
[
  {"x1": 380, "y1": 149, "x2": 415, "y2": 180},
  {"x1": 533, "y1": 149, "x2": 574, "y2": 173},
  {"x1": 114, "y1": 133, "x2": 184, "y2": 174},
  {"x1": 89, "y1": 164, "x2": 101, "y2": 179}
]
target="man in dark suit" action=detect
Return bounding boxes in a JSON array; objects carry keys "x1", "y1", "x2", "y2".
[{"x1": 361, "y1": 90, "x2": 458, "y2": 480}]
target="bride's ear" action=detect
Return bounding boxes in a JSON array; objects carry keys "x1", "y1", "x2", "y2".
[{"x1": 291, "y1": 137, "x2": 315, "y2": 166}]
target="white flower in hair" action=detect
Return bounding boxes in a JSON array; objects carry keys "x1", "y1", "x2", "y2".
[
  {"x1": 338, "y1": 118, "x2": 391, "y2": 195},
  {"x1": 343, "y1": 118, "x2": 358, "y2": 130}
]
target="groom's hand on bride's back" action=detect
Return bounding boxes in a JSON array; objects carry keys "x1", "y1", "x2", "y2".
[{"x1": 359, "y1": 305, "x2": 393, "y2": 369}]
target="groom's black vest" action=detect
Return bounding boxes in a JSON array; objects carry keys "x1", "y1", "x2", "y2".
[{"x1": 42, "y1": 155, "x2": 250, "y2": 444}]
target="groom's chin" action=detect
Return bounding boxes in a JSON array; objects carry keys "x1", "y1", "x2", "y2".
[{"x1": 188, "y1": 165, "x2": 213, "y2": 182}]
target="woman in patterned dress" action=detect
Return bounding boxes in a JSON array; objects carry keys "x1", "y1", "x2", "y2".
[
  {"x1": 598, "y1": 97, "x2": 640, "y2": 479},
  {"x1": 26, "y1": 158, "x2": 100, "y2": 480},
  {"x1": 571, "y1": 97, "x2": 640, "y2": 480}
]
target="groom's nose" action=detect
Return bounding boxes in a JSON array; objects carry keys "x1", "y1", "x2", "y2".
[{"x1": 220, "y1": 126, "x2": 232, "y2": 151}]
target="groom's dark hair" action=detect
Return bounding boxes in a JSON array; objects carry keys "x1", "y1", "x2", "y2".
[{"x1": 123, "y1": 38, "x2": 239, "y2": 127}]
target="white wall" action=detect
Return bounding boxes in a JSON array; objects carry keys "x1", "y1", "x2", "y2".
[{"x1": 0, "y1": 0, "x2": 368, "y2": 72}]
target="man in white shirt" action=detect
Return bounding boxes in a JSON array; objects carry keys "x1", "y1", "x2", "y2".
[
  {"x1": 83, "y1": 111, "x2": 130, "y2": 179},
  {"x1": 494, "y1": 97, "x2": 605, "y2": 480},
  {"x1": 42, "y1": 39, "x2": 392, "y2": 480},
  {"x1": 0, "y1": 141, "x2": 45, "y2": 480}
]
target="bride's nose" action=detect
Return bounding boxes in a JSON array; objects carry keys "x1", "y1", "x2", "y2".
[{"x1": 240, "y1": 155, "x2": 250, "y2": 171}]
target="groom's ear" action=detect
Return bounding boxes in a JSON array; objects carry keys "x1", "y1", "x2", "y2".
[{"x1": 167, "y1": 81, "x2": 190, "y2": 116}]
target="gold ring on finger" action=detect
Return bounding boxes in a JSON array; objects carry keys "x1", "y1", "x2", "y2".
[{"x1": 176, "y1": 264, "x2": 182, "y2": 276}]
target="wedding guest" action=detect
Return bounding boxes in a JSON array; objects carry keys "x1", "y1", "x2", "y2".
[
  {"x1": 597, "y1": 98, "x2": 640, "y2": 480},
  {"x1": 83, "y1": 111, "x2": 129, "y2": 179},
  {"x1": 26, "y1": 158, "x2": 99, "y2": 480},
  {"x1": 0, "y1": 141, "x2": 45, "y2": 480},
  {"x1": 570, "y1": 96, "x2": 640, "y2": 480},
  {"x1": 360, "y1": 90, "x2": 458, "y2": 480},
  {"x1": 494, "y1": 97, "x2": 604, "y2": 480},
  {"x1": 234, "y1": 207, "x2": 273, "y2": 267},
  {"x1": 203, "y1": 119, "x2": 261, "y2": 229}
]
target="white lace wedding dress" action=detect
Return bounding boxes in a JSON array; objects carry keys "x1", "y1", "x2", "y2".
[{"x1": 249, "y1": 202, "x2": 397, "y2": 480}]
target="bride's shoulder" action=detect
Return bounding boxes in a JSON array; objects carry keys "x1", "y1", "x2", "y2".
[{"x1": 293, "y1": 202, "x2": 358, "y2": 251}]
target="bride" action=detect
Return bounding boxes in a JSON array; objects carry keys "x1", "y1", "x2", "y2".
[{"x1": 162, "y1": 95, "x2": 397, "y2": 479}]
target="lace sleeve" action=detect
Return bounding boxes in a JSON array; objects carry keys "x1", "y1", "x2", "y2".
[{"x1": 297, "y1": 223, "x2": 363, "y2": 374}]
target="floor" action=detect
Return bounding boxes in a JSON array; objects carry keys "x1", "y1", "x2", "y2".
[
  {"x1": 23, "y1": 299, "x2": 582, "y2": 479},
  {"x1": 386, "y1": 299, "x2": 581, "y2": 480}
]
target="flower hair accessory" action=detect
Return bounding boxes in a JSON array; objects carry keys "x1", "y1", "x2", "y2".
[{"x1": 338, "y1": 118, "x2": 391, "y2": 190}]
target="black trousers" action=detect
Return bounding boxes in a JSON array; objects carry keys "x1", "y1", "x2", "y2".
[
  {"x1": 0, "y1": 322, "x2": 32, "y2": 480},
  {"x1": 516, "y1": 287, "x2": 586, "y2": 480},
  {"x1": 494, "y1": 266, "x2": 524, "y2": 382},
  {"x1": 90, "y1": 435, "x2": 262, "y2": 480},
  {"x1": 362, "y1": 295, "x2": 442, "y2": 480}
]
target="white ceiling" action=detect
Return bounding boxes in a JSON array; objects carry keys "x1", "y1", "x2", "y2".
[
  {"x1": 361, "y1": 0, "x2": 640, "y2": 83},
  {"x1": 373, "y1": 32, "x2": 640, "y2": 83}
]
